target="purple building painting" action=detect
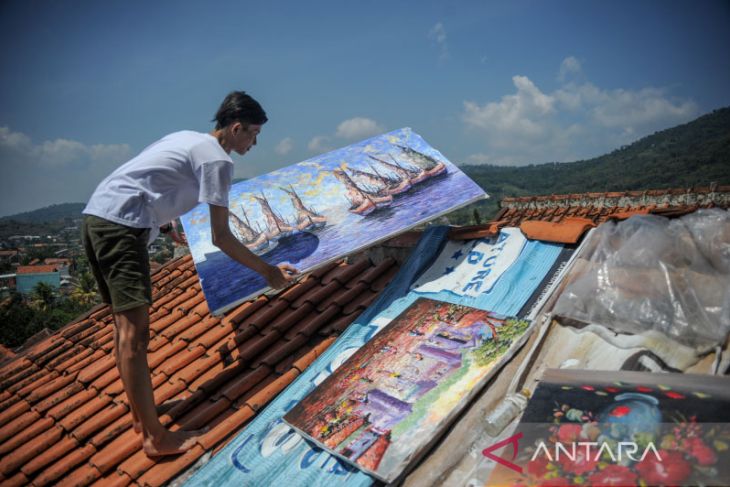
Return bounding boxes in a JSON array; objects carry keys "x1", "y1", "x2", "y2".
[{"x1": 285, "y1": 299, "x2": 529, "y2": 482}]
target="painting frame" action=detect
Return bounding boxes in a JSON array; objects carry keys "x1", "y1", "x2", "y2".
[
  {"x1": 181, "y1": 128, "x2": 488, "y2": 315},
  {"x1": 283, "y1": 298, "x2": 535, "y2": 483}
]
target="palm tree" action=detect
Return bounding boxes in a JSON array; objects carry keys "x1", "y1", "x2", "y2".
[
  {"x1": 30, "y1": 282, "x2": 56, "y2": 311},
  {"x1": 70, "y1": 272, "x2": 99, "y2": 307}
]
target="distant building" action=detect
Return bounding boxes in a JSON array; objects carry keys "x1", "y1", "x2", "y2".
[
  {"x1": 43, "y1": 258, "x2": 72, "y2": 277},
  {"x1": 0, "y1": 273, "x2": 16, "y2": 296},
  {"x1": 0, "y1": 250, "x2": 20, "y2": 266},
  {"x1": 15, "y1": 265, "x2": 60, "y2": 295}
]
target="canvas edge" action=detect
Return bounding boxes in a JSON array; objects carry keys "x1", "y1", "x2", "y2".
[
  {"x1": 281, "y1": 421, "x2": 390, "y2": 483},
  {"x1": 207, "y1": 192, "x2": 489, "y2": 315},
  {"x1": 388, "y1": 316, "x2": 540, "y2": 485}
]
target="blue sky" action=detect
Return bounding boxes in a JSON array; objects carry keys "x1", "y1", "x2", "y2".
[{"x1": 1, "y1": 0, "x2": 728, "y2": 216}]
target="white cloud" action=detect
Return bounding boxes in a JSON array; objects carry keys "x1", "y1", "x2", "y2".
[
  {"x1": 307, "y1": 117, "x2": 386, "y2": 154},
  {"x1": 0, "y1": 127, "x2": 132, "y2": 215},
  {"x1": 463, "y1": 75, "x2": 555, "y2": 142},
  {"x1": 274, "y1": 137, "x2": 294, "y2": 155},
  {"x1": 428, "y1": 22, "x2": 449, "y2": 61},
  {"x1": 335, "y1": 117, "x2": 384, "y2": 140},
  {"x1": 462, "y1": 66, "x2": 699, "y2": 166},
  {"x1": 307, "y1": 135, "x2": 333, "y2": 153},
  {"x1": 559, "y1": 56, "x2": 582, "y2": 81}
]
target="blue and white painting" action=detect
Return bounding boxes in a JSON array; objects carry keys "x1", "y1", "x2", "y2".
[{"x1": 181, "y1": 127, "x2": 487, "y2": 315}]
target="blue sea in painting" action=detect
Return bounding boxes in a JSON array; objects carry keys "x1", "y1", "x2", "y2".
[{"x1": 182, "y1": 127, "x2": 487, "y2": 314}]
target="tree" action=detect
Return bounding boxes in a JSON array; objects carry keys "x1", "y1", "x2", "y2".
[
  {"x1": 70, "y1": 272, "x2": 99, "y2": 307},
  {"x1": 29, "y1": 282, "x2": 56, "y2": 311}
]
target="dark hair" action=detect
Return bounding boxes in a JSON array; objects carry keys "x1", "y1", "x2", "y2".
[{"x1": 213, "y1": 91, "x2": 268, "y2": 129}]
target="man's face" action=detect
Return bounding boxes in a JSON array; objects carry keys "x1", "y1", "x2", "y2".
[{"x1": 232, "y1": 123, "x2": 262, "y2": 156}]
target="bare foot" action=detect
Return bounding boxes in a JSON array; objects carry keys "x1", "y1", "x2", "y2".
[
  {"x1": 132, "y1": 401, "x2": 182, "y2": 434},
  {"x1": 143, "y1": 428, "x2": 205, "y2": 457}
]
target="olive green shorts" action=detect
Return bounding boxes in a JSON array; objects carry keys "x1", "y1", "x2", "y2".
[{"x1": 81, "y1": 215, "x2": 152, "y2": 312}]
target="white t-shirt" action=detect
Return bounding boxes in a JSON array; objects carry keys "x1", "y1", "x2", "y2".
[{"x1": 83, "y1": 131, "x2": 233, "y2": 243}]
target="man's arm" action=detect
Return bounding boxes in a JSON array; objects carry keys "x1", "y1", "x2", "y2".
[{"x1": 209, "y1": 204, "x2": 298, "y2": 289}]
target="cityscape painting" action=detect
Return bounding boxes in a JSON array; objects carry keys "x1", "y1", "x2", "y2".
[
  {"x1": 283, "y1": 298, "x2": 531, "y2": 483},
  {"x1": 181, "y1": 128, "x2": 487, "y2": 315}
]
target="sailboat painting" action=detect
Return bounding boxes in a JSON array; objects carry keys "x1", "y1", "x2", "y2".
[{"x1": 181, "y1": 127, "x2": 487, "y2": 315}]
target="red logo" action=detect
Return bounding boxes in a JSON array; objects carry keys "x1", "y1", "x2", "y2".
[{"x1": 482, "y1": 432, "x2": 524, "y2": 473}]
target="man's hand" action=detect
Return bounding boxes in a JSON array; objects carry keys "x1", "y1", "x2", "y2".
[{"x1": 265, "y1": 263, "x2": 299, "y2": 289}]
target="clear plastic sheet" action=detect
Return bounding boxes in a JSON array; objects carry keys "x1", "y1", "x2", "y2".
[{"x1": 553, "y1": 209, "x2": 730, "y2": 349}]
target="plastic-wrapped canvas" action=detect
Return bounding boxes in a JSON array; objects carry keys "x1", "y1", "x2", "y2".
[
  {"x1": 181, "y1": 128, "x2": 487, "y2": 315},
  {"x1": 283, "y1": 298, "x2": 532, "y2": 483}
]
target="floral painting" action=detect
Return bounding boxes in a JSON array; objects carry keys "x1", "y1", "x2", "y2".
[
  {"x1": 487, "y1": 369, "x2": 730, "y2": 486},
  {"x1": 180, "y1": 128, "x2": 486, "y2": 315},
  {"x1": 283, "y1": 298, "x2": 532, "y2": 483}
]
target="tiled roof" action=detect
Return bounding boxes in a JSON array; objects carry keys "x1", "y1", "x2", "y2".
[
  {"x1": 16, "y1": 265, "x2": 59, "y2": 275},
  {"x1": 498, "y1": 185, "x2": 730, "y2": 225},
  {"x1": 493, "y1": 185, "x2": 730, "y2": 243},
  {"x1": 0, "y1": 345, "x2": 14, "y2": 367},
  {"x1": 0, "y1": 254, "x2": 399, "y2": 487}
]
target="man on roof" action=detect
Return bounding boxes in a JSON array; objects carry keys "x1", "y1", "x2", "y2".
[{"x1": 82, "y1": 91, "x2": 298, "y2": 456}]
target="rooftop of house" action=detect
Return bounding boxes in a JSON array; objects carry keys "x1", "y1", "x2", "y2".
[
  {"x1": 0, "y1": 185, "x2": 728, "y2": 487},
  {"x1": 0, "y1": 254, "x2": 399, "y2": 487},
  {"x1": 15, "y1": 265, "x2": 59, "y2": 275}
]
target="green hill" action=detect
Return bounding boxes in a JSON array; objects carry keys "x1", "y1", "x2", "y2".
[
  {"x1": 454, "y1": 107, "x2": 730, "y2": 223},
  {"x1": 0, "y1": 203, "x2": 85, "y2": 224}
]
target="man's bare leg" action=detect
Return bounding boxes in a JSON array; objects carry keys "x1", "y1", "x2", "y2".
[{"x1": 113, "y1": 305, "x2": 204, "y2": 456}]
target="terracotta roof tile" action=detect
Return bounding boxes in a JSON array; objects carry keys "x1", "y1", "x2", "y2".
[
  {"x1": 285, "y1": 305, "x2": 339, "y2": 341},
  {"x1": 219, "y1": 295, "x2": 268, "y2": 328},
  {"x1": 137, "y1": 444, "x2": 205, "y2": 487},
  {"x1": 70, "y1": 403, "x2": 128, "y2": 442},
  {"x1": 496, "y1": 186, "x2": 730, "y2": 228},
  {"x1": 520, "y1": 217, "x2": 596, "y2": 244},
  {"x1": 20, "y1": 435, "x2": 78, "y2": 476},
  {"x1": 89, "y1": 428, "x2": 141, "y2": 474},
  {"x1": 0, "y1": 417, "x2": 54, "y2": 457},
  {"x1": 0, "y1": 399, "x2": 30, "y2": 427},
  {"x1": 58, "y1": 462, "x2": 105, "y2": 487},
  {"x1": 0, "y1": 410, "x2": 40, "y2": 441},
  {"x1": 321, "y1": 258, "x2": 371, "y2": 285},
  {"x1": 87, "y1": 470, "x2": 131, "y2": 487},
  {"x1": 292, "y1": 280, "x2": 341, "y2": 308},
  {"x1": 33, "y1": 443, "x2": 97, "y2": 486},
  {"x1": 253, "y1": 334, "x2": 309, "y2": 368},
  {"x1": 343, "y1": 288, "x2": 379, "y2": 315},
  {"x1": 0, "y1": 253, "x2": 400, "y2": 485},
  {"x1": 0, "y1": 425, "x2": 63, "y2": 475},
  {"x1": 16, "y1": 264, "x2": 59, "y2": 274},
  {"x1": 196, "y1": 404, "x2": 255, "y2": 450},
  {"x1": 2, "y1": 471, "x2": 29, "y2": 487}
]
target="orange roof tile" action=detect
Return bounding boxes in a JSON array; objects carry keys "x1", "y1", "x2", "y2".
[
  {"x1": 520, "y1": 217, "x2": 596, "y2": 244},
  {"x1": 16, "y1": 265, "x2": 59, "y2": 274},
  {"x1": 497, "y1": 185, "x2": 730, "y2": 227},
  {"x1": 0, "y1": 253, "x2": 400, "y2": 486}
]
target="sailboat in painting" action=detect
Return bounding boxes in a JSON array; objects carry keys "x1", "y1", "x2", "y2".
[
  {"x1": 228, "y1": 206, "x2": 275, "y2": 254},
  {"x1": 332, "y1": 169, "x2": 393, "y2": 216},
  {"x1": 281, "y1": 185, "x2": 327, "y2": 232},
  {"x1": 396, "y1": 145, "x2": 447, "y2": 179},
  {"x1": 253, "y1": 192, "x2": 295, "y2": 241},
  {"x1": 181, "y1": 126, "x2": 487, "y2": 316},
  {"x1": 366, "y1": 155, "x2": 415, "y2": 195}
]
